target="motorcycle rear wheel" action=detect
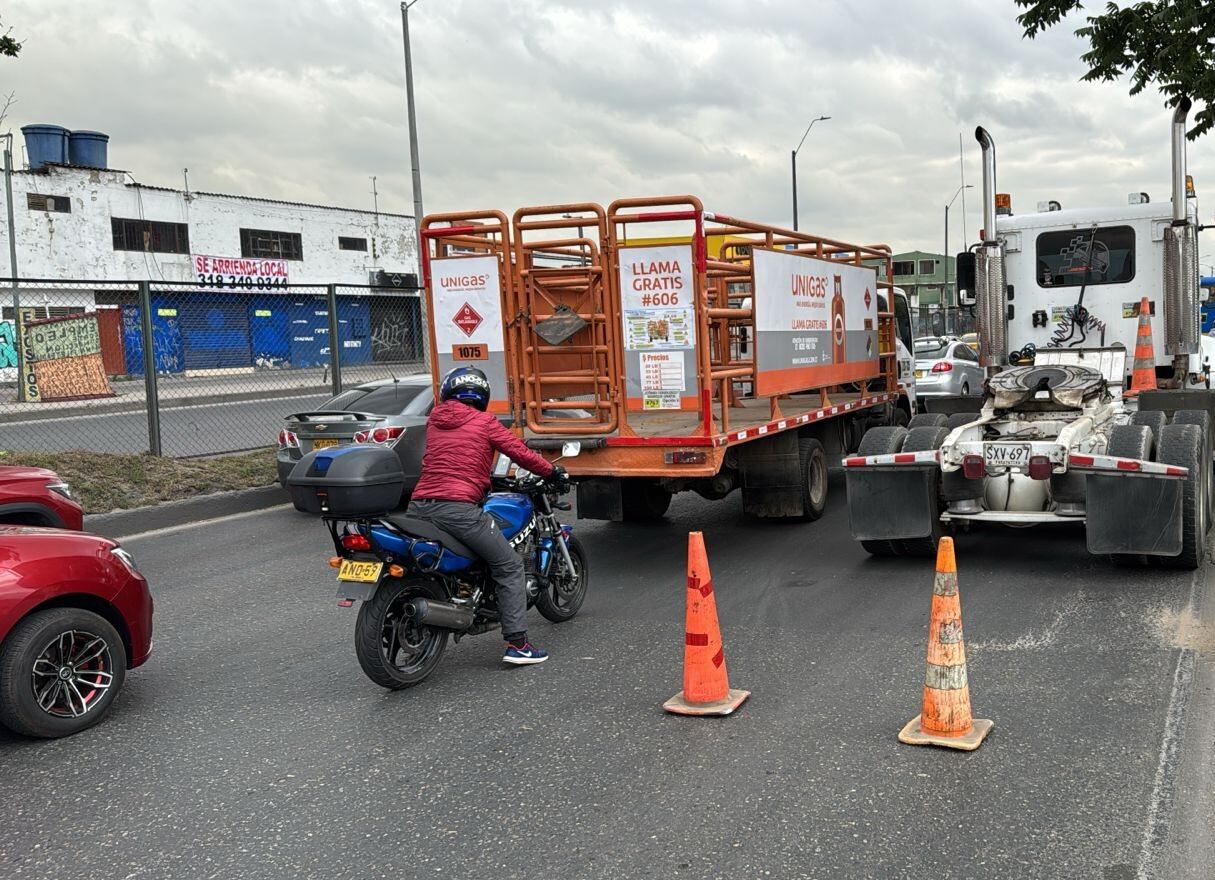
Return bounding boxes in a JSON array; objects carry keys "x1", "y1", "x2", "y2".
[
  {"x1": 355, "y1": 578, "x2": 448, "y2": 690},
  {"x1": 536, "y1": 535, "x2": 589, "y2": 623}
]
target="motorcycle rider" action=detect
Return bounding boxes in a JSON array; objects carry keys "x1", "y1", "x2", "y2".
[{"x1": 407, "y1": 366, "x2": 568, "y2": 665}]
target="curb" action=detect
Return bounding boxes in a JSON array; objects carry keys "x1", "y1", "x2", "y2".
[{"x1": 85, "y1": 484, "x2": 291, "y2": 539}]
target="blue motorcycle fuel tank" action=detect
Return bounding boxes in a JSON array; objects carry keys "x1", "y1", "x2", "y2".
[{"x1": 483, "y1": 493, "x2": 535, "y2": 540}]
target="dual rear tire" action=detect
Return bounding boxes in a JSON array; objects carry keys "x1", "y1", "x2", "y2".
[{"x1": 854, "y1": 425, "x2": 943, "y2": 558}]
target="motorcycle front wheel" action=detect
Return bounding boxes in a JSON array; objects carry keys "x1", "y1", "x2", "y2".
[
  {"x1": 354, "y1": 577, "x2": 448, "y2": 689},
  {"x1": 536, "y1": 535, "x2": 589, "y2": 623}
]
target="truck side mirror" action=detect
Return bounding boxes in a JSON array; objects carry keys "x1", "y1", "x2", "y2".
[{"x1": 956, "y1": 252, "x2": 976, "y2": 305}]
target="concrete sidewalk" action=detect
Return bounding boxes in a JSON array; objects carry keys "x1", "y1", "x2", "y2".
[{"x1": 0, "y1": 361, "x2": 425, "y2": 423}]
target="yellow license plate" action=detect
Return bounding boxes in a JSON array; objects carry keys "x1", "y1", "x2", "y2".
[
  {"x1": 914, "y1": 370, "x2": 925, "y2": 379},
  {"x1": 337, "y1": 559, "x2": 383, "y2": 583},
  {"x1": 312, "y1": 438, "x2": 339, "y2": 449}
]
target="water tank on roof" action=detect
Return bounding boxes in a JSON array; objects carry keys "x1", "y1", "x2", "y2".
[
  {"x1": 68, "y1": 130, "x2": 109, "y2": 169},
  {"x1": 21, "y1": 124, "x2": 69, "y2": 170}
]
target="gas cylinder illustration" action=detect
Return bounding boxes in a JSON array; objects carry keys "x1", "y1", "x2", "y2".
[{"x1": 831, "y1": 274, "x2": 846, "y2": 364}]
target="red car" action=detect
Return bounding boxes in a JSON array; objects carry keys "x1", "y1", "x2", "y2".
[
  {"x1": 0, "y1": 466, "x2": 84, "y2": 531},
  {"x1": 0, "y1": 527, "x2": 152, "y2": 738}
]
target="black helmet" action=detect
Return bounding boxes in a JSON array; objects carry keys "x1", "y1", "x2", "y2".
[{"x1": 439, "y1": 366, "x2": 491, "y2": 411}]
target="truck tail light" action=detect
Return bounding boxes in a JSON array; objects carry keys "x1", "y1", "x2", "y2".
[
  {"x1": 931, "y1": 361, "x2": 953, "y2": 373},
  {"x1": 664, "y1": 450, "x2": 707, "y2": 465},
  {"x1": 962, "y1": 454, "x2": 985, "y2": 479},
  {"x1": 277, "y1": 429, "x2": 299, "y2": 449},
  {"x1": 1028, "y1": 455, "x2": 1051, "y2": 480}
]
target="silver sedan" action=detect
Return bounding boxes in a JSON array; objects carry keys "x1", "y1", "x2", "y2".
[{"x1": 913, "y1": 337, "x2": 984, "y2": 397}]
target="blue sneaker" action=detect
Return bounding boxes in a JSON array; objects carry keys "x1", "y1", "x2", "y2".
[{"x1": 503, "y1": 643, "x2": 549, "y2": 665}]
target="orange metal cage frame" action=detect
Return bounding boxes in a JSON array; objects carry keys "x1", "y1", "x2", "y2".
[{"x1": 420, "y1": 196, "x2": 898, "y2": 443}]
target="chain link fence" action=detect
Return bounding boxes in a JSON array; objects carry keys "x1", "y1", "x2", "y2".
[
  {"x1": 914, "y1": 304, "x2": 976, "y2": 339},
  {"x1": 0, "y1": 279, "x2": 428, "y2": 457}
]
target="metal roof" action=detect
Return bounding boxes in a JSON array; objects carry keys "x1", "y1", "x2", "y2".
[{"x1": 21, "y1": 163, "x2": 414, "y2": 220}]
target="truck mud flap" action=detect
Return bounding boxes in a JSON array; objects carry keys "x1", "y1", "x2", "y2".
[
  {"x1": 846, "y1": 467, "x2": 938, "y2": 541},
  {"x1": 1085, "y1": 475, "x2": 1182, "y2": 555}
]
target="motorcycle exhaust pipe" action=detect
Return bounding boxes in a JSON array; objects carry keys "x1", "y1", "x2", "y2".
[{"x1": 404, "y1": 597, "x2": 475, "y2": 631}]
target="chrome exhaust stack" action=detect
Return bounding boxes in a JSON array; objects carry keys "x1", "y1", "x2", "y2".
[
  {"x1": 975, "y1": 126, "x2": 1007, "y2": 369},
  {"x1": 1164, "y1": 99, "x2": 1199, "y2": 362}
]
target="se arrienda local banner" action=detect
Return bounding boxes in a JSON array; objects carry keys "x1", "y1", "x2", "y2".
[
  {"x1": 193, "y1": 254, "x2": 290, "y2": 290},
  {"x1": 752, "y1": 248, "x2": 879, "y2": 396}
]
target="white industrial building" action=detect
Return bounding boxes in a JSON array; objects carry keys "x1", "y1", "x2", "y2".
[
  {"x1": 1, "y1": 162, "x2": 419, "y2": 292},
  {"x1": 0, "y1": 128, "x2": 423, "y2": 379}
]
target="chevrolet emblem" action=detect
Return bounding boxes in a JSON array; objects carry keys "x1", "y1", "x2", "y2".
[{"x1": 315, "y1": 424, "x2": 328, "y2": 431}]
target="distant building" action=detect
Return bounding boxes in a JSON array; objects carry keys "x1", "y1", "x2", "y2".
[
  {"x1": 0, "y1": 129, "x2": 423, "y2": 377},
  {"x1": 892, "y1": 251, "x2": 956, "y2": 307}
]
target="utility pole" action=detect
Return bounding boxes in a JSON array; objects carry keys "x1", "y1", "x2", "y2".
[
  {"x1": 400, "y1": 1, "x2": 425, "y2": 226},
  {"x1": 945, "y1": 184, "x2": 972, "y2": 307},
  {"x1": 791, "y1": 115, "x2": 830, "y2": 231},
  {"x1": 3, "y1": 133, "x2": 24, "y2": 402}
]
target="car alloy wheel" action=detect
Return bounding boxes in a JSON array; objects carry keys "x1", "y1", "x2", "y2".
[{"x1": 31, "y1": 629, "x2": 115, "y2": 719}]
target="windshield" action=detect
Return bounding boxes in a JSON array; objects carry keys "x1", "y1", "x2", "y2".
[
  {"x1": 914, "y1": 339, "x2": 950, "y2": 358},
  {"x1": 323, "y1": 383, "x2": 431, "y2": 415}
]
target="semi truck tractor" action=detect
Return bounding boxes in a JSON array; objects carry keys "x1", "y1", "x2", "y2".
[{"x1": 845, "y1": 99, "x2": 1215, "y2": 569}]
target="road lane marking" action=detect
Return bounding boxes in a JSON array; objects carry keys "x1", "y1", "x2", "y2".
[
  {"x1": 119, "y1": 504, "x2": 293, "y2": 542},
  {"x1": 1135, "y1": 547, "x2": 1210, "y2": 879}
]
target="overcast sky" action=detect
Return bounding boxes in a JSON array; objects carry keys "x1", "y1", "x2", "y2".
[{"x1": 4, "y1": 0, "x2": 1212, "y2": 261}]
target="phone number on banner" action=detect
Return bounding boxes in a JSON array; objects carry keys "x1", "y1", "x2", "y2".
[{"x1": 197, "y1": 274, "x2": 289, "y2": 290}]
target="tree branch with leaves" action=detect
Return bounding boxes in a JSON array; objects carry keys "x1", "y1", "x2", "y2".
[{"x1": 1015, "y1": 1, "x2": 1215, "y2": 138}]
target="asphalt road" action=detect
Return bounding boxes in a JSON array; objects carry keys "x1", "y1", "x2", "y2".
[
  {"x1": 1, "y1": 476, "x2": 1213, "y2": 879},
  {"x1": 0, "y1": 393, "x2": 329, "y2": 456}
]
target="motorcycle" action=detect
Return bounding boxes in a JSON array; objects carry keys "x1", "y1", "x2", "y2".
[{"x1": 323, "y1": 448, "x2": 588, "y2": 689}]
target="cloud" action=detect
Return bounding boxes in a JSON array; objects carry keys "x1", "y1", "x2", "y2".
[{"x1": 4, "y1": 0, "x2": 1211, "y2": 258}]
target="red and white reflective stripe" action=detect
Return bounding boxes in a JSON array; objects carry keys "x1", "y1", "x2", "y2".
[
  {"x1": 719, "y1": 393, "x2": 896, "y2": 447},
  {"x1": 843, "y1": 449, "x2": 940, "y2": 468},
  {"x1": 1067, "y1": 452, "x2": 1187, "y2": 478}
]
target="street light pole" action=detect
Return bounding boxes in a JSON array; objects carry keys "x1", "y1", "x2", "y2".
[
  {"x1": 945, "y1": 184, "x2": 972, "y2": 307},
  {"x1": 791, "y1": 115, "x2": 830, "y2": 231},
  {"x1": 3, "y1": 133, "x2": 24, "y2": 402},
  {"x1": 400, "y1": 1, "x2": 424, "y2": 226}
]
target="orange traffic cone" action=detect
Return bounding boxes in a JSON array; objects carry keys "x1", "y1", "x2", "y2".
[
  {"x1": 663, "y1": 532, "x2": 750, "y2": 716},
  {"x1": 898, "y1": 537, "x2": 992, "y2": 750},
  {"x1": 1127, "y1": 296, "x2": 1157, "y2": 395}
]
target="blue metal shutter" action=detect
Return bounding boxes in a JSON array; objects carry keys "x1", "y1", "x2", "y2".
[{"x1": 180, "y1": 298, "x2": 251, "y2": 370}]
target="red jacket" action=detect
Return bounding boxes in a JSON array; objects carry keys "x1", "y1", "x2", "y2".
[{"x1": 411, "y1": 399, "x2": 555, "y2": 504}]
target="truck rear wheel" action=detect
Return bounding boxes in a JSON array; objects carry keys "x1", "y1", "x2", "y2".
[
  {"x1": 1171, "y1": 410, "x2": 1212, "y2": 531},
  {"x1": 907, "y1": 413, "x2": 948, "y2": 430},
  {"x1": 898, "y1": 426, "x2": 948, "y2": 557},
  {"x1": 1157, "y1": 424, "x2": 1206, "y2": 570},
  {"x1": 797, "y1": 437, "x2": 828, "y2": 521},
  {"x1": 621, "y1": 479, "x2": 672, "y2": 521},
  {"x1": 855, "y1": 426, "x2": 908, "y2": 557},
  {"x1": 1105, "y1": 424, "x2": 1154, "y2": 566}
]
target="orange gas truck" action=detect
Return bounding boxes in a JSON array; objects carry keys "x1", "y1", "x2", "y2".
[{"x1": 419, "y1": 196, "x2": 917, "y2": 521}]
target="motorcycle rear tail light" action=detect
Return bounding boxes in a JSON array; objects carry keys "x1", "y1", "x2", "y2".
[
  {"x1": 341, "y1": 534, "x2": 372, "y2": 551},
  {"x1": 931, "y1": 361, "x2": 953, "y2": 373},
  {"x1": 277, "y1": 429, "x2": 299, "y2": 449},
  {"x1": 962, "y1": 454, "x2": 985, "y2": 479},
  {"x1": 1028, "y1": 455, "x2": 1052, "y2": 480}
]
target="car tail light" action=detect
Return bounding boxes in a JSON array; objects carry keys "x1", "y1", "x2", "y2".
[
  {"x1": 356, "y1": 426, "x2": 405, "y2": 446},
  {"x1": 374, "y1": 426, "x2": 405, "y2": 444},
  {"x1": 931, "y1": 361, "x2": 953, "y2": 373},
  {"x1": 962, "y1": 454, "x2": 985, "y2": 479},
  {"x1": 341, "y1": 533, "x2": 372, "y2": 551},
  {"x1": 1028, "y1": 455, "x2": 1052, "y2": 480},
  {"x1": 277, "y1": 429, "x2": 299, "y2": 449}
]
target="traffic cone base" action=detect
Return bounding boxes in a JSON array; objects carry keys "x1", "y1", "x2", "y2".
[
  {"x1": 898, "y1": 714, "x2": 993, "y2": 751},
  {"x1": 664, "y1": 687, "x2": 750, "y2": 717}
]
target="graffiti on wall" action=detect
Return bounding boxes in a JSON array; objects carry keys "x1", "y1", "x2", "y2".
[
  {"x1": 371, "y1": 314, "x2": 419, "y2": 362},
  {"x1": 0, "y1": 320, "x2": 17, "y2": 382}
]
